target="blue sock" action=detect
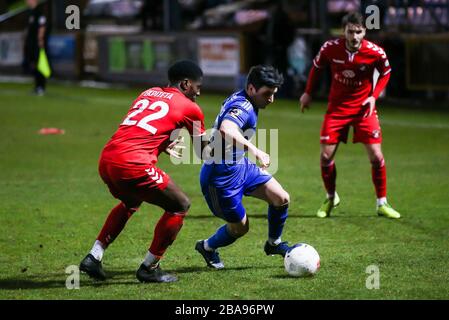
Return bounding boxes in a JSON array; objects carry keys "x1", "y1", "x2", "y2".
[
  {"x1": 207, "y1": 225, "x2": 237, "y2": 250},
  {"x1": 268, "y1": 205, "x2": 288, "y2": 241}
]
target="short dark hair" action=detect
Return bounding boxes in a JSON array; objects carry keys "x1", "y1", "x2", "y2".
[
  {"x1": 342, "y1": 11, "x2": 365, "y2": 28},
  {"x1": 246, "y1": 65, "x2": 284, "y2": 90},
  {"x1": 168, "y1": 60, "x2": 203, "y2": 83}
]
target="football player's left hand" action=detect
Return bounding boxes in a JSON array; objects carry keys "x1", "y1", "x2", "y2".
[
  {"x1": 362, "y1": 96, "x2": 376, "y2": 118},
  {"x1": 165, "y1": 136, "x2": 185, "y2": 159}
]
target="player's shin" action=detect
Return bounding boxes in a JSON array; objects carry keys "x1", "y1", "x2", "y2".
[
  {"x1": 371, "y1": 158, "x2": 387, "y2": 205},
  {"x1": 206, "y1": 225, "x2": 238, "y2": 250},
  {"x1": 95, "y1": 202, "x2": 137, "y2": 259},
  {"x1": 268, "y1": 204, "x2": 288, "y2": 245},
  {"x1": 321, "y1": 160, "x2": 337, "y2": 198},
  {"x1": 146, "y1": 211, "x2": 186, "y2": 267}
]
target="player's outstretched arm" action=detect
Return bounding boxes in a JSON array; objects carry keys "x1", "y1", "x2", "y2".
[
  {"x1": 300, "y1": 64, "x2": 322, "y2": 112},
  {"x1": 220, "y1": 120, "x2": 270, "y2": 169}
]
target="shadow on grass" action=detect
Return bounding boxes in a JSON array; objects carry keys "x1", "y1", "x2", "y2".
[
  {"x1": 108, "y1": 265, "x2": 260, "y2": 278},
  {"x1": 0, "y1": 265, "x2": 273, "y2": 291},
  {"x1": 0, "y1": 278, "x2": 68, "y2": 290},
  {"x1": 297, "y1": 211, "x2": 379, "y2": 218},
  {"x1": 188, "y1": 212, "x2": 383, "y2": 219},
  {"x1": 271, "y1": 274, "x2": 317, "y2": 280},
  {"x1": 0, "y1": 277, "x2": 139, "y2": 290},
  {"x1": 187, "y1": 214, "x2": 302, "y2": 220}
]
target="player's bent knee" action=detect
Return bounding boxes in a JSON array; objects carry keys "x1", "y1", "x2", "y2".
[
  {"x1": 177, "y1": 197, "x2": 191, "y2": 212},
  {"x1": 320, "y1": 153, "x2": 334, "y2": 166},
  {"x1": 227, "y1": 222, "x2": 249, "y2": 238},
  {"x1": 370, "y1": 155, "x2": 385, "y2": 168},
  {"x1": 122, "y1": 201, "x2": 142, "y2": 215},
  {"x1": 165, "y1": 196, "x2": 191, "y2": 213},
  {"x1": 271, "y1": 191, "x2": 290, "y2": 208},
  {"x1": 232, "y1": 226, "x2": 248, "y2": 238},
  {"x1": 281, "y1": 191, "x2": 290, "y2": 206}
]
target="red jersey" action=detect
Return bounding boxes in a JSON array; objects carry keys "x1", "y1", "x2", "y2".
[
  {"x1": 101, "y1": 87, "x2": 205, "y2": 168},
  {"x1": 312, "y1": 38, "x2": 391, "y2": 116}
]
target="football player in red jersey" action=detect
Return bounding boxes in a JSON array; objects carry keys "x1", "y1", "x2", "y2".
[
  {"x1": 80, "y1": 60, "x2": 209, "y2": 283},
  {"x1": 299, "y1": 12, "x2": 401, "y2": 219}
]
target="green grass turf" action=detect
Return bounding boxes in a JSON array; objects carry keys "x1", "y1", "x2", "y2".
[{"x1": 1, "y1": 82, "x2": 449, "y2": 300}]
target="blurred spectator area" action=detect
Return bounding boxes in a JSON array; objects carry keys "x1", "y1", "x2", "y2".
[{"x1": 0, "y1": 0, "x2": 448, "y2": 103}]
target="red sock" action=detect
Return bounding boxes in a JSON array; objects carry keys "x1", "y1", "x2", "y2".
[
  {"x1": 321, "y1": 160, "x2": 336, "y2": 196},
  {"x1": 149, "y1": 211, "x2": 186, "y2": 257},
  {"x1": 97, "y1": 202, "x2": 137, "y2": 247},
  {"x1": 371, "y1": 159, "x2": 387, "y2": 198}
]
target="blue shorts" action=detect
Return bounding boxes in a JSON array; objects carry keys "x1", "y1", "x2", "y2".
[{"x1": 200, "y1": 157, "x2": 272, "y2": 223}]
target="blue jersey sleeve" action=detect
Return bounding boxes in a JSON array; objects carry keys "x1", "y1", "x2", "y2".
[{"x1": 222, "y1": 107, "x2": 251, "y2": 129}]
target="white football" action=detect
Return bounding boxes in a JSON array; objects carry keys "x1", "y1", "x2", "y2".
[{"x1": 284, "y1": 243, "x2": 320, "y2": 277}]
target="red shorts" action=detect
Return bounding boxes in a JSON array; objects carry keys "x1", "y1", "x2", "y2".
[
  {"x1": 98, "y1": 159, "x2": 171, "y2": 204},
  {"x1": 320, "y1": 112, "x2": 382, "y2": 144}
]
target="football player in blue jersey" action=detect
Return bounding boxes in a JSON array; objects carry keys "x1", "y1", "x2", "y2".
[{"x1": 195, "y1": 65, "x2": 292, "y2": 269}]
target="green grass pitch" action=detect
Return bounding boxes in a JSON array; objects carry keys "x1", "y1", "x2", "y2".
[{"x1": 1, "y1": 82, "x2": 449, "y2": 299}]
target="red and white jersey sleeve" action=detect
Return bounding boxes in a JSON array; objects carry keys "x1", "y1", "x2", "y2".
[
  {"x1": 313, "y1": 40, "x2": 337, "y2": 69},
  {"x1": 370, "y1": 42, "x2": 391, "y2": 78},
  {"x1": 181, "y1": 102, "x2": 206, "y2": 137}
]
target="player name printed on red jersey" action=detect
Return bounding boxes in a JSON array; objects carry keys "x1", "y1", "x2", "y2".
[{"x1": 141, "y1": 89, "x2": 174, "y2": 100}]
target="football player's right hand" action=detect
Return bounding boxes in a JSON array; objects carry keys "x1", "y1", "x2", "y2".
[
  {"x1": 362, "y1": 96, "x2": 376, "y2": 118},
  {"x1": 165, "y1": 136, "x2": 185, "y2": 159},
  {"x1": 255, "y1": 149, "x2": 270, "y2": 169},
  {"x1": 300, "y1": 93, "x2": 311, "y2": 113}
]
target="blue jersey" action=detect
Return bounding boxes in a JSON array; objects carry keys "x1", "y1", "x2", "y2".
[
  {"x1": 201, "y1": 90, "x2": 271, "y2": 222},
  {"x1": 210, "y1": 90, "x2": 258, "y2": 163}
]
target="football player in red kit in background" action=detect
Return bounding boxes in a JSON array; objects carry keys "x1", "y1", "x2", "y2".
[
  {"x1": 299, "y1": 12, "x2": 401, "y2": 219},
  {"x1": 80, "y1": 60, "x2": 208, "y2": 283}
]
